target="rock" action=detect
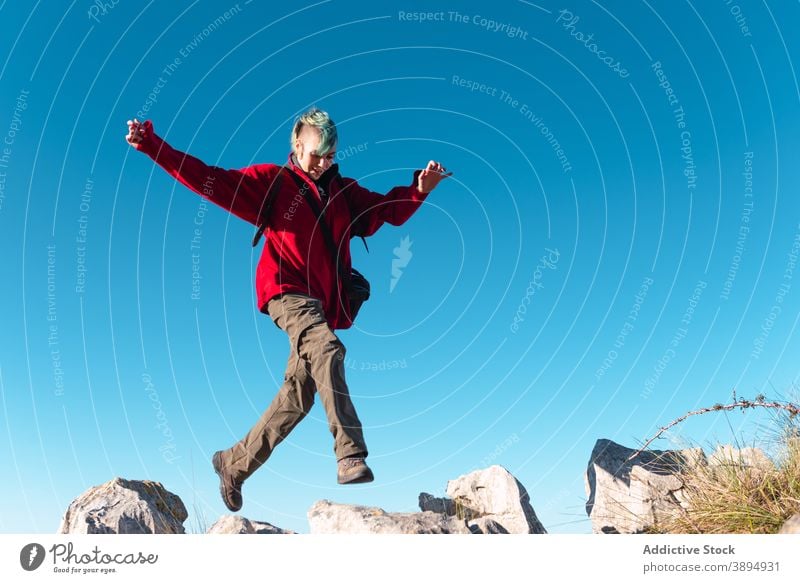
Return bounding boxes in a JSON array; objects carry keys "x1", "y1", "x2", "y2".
[
  {"x1": 310, "y1": 466, "x2": 544, "y2": 534},
  {"x1": 779, "y1": 514, "x2": 800, "y2": 534},
  {"x1": 444, "y1": 465, "x2": 546, "y2": 534},
  {"x1": 418, "y1": 492, "x2": 456, "y2": 516},
  {"x1": 585, "y1": 439, "x2": 704, "y2": 534},
  {"x1": 307, "y1": 500, "x2": 472, "y2": 534},
  {"x1": 467, "y1": 516, "x2": 509, "y2": 534},
  {"x1": 58, "y1": 478, "x2": 187, "y2": 534},
  {"x1": 709, "y1": 445, "x2": 774, "y2": 471},
  {"x1": 207, "y1": 515, "x2": 294, "y2": 534}
]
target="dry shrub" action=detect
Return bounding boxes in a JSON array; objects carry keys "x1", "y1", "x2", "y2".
[{"x1": 641, "y1": 399, "x2": 800, "y2": 534}]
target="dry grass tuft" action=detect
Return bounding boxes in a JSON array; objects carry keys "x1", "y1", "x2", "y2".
[{"x1": 642, "y1": 397, "x2": 800, "y2": 534}]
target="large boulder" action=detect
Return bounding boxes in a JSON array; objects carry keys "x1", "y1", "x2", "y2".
[
  {"x1": 58, "y1": 478, "x2": 187, "y2": 534},
  {"x1": 307, "y1": 500, "x2": 472, "y2": 534},
  {"x1": 585, "y1": 439, "x2": 703, "y2": 534},
  {"x1": 444, "y1": 465, "x2": 546, "y2": 534},
  {"x1": 207, "y1": 515, "x2": 294, "y2": 534}
]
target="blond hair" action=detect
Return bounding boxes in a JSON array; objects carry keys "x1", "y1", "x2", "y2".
[{"x1": 291, "y1": 107, "x2": 337, "y2": 155}]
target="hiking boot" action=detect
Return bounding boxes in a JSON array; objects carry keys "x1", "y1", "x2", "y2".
[
  {"x1": 337, "y1": 456, "x2": 374, "y2": 484},
  {"x1": 212, "y1": 451, "x2": 243, "y2": 512}
]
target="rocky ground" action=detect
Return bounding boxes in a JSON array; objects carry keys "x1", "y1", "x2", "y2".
[{"x1": 56, "y1": 440, "x2": 799, "y2": 534}]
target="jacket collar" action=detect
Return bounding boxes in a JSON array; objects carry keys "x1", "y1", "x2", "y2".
[{"x1": 287, "y1": 152, "x2": 340, "y2": 189}]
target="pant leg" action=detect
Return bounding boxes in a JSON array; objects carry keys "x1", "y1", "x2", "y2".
[
  {"x1": 269, "y1": 293, "x2": 367, "y2": 461},
  {"x1": 224, "y1": 342, "x2": 316, "y2": 482},
  {"x1": 222, "y1": 293, "x2": 367, "y2": 482}
]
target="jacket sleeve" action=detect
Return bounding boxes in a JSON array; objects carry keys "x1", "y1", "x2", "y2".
[
  {"x1": 138, "y1": 132, "x2": 269, "y2": 226},
  {"x1": 340, "y1": 171, "x2": 430, "y2": 238}
]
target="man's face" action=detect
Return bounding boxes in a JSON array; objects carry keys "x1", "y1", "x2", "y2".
[{"x1": 295, "y1": 125, "x2": 336, "y2": 180}]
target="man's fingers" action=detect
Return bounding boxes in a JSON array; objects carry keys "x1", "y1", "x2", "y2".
[
  {"x1": 125, "y1": 118, "x2": 148, "y2": 148},
  {"x1": 420, "y1": 161, "x2": 451, "y2": 186}
]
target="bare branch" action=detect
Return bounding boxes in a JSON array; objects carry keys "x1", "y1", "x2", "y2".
[{"x1": 626, "y1": 398, "x2": 800, "y2": 463}]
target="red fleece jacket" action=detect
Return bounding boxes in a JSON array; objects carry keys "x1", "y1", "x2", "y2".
[{"x1": 138, "y1": 128, "x2": 429, "y2": 329}]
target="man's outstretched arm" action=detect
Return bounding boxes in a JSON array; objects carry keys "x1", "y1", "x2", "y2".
[
  {"x1": 126, "y1": 118, "x2": 269, "y2": 226},
  {"x1": 343, "y1": 160, "x2": 451, "y2": 237}
]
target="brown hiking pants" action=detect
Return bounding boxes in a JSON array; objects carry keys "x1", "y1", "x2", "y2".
[{"x1": 221, "y1": 293, "x2": 368, "y2": 482}]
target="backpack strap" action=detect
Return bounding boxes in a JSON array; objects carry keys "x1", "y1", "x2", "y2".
[
  {"x1": 251, "y1": 165, "x2": 287, "y2": 247},
  {"x1": 282, "y1": 170, "x2": 350, "y2": 286},
  {"x1": 334, "y1": 175, "x2": 369, "y2": 253}
]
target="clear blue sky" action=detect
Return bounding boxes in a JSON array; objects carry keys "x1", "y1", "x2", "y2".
[{"x1": 1, "y1": 0, "x2": 799, "y2": 534}]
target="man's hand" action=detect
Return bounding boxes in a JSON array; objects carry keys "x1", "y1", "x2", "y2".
[
  {"x1": 125, "y1": 118, "x2": 153, "y2": 150},
  {"x1": 417, "y1": 160, "x2": 452, "y2": 193}
]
